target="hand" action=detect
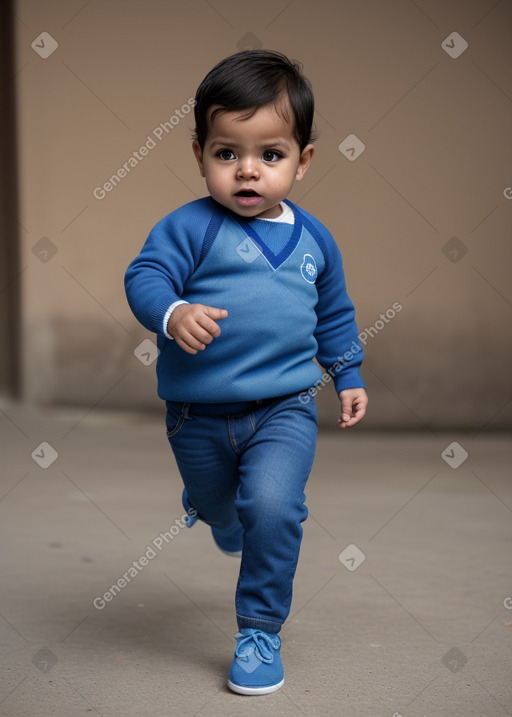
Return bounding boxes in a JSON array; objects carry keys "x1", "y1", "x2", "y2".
[
  {"x1": 167, "y1": 303, "x2": 228, "y2": 354},
  {"x1": 338, "y1": 388, "x2": 368, "y2": 429}
]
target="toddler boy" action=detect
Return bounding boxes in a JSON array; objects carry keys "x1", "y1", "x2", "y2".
[{"x1": 125, "y1": 49, "x2": 368, "y2": 695}]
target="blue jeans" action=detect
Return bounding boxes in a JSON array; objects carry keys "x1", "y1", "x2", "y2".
[{"x1": 165, "y1": 392, "x2": 318, "y2": 634}]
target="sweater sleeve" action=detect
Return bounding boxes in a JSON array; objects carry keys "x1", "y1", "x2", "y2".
[
  {"x1": 303, "y1": 213, "x2": 365, "y2": 392},
  {"x1": 124, "y1": 200, "x2": 210, "y2": 336}
]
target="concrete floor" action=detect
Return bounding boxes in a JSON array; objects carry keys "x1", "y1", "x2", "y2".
[{"x1": 0, "y1": 401, "x2": 511, "y2": 717}]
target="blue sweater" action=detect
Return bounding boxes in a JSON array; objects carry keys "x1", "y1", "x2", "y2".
[{"x1": 125, "y1": 197, "x2": 365, "y2": 402}]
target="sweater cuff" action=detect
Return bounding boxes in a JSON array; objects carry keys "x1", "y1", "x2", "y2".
[
  {"x1": 334, "y1": 371, "x2": 366, "y2": 393},
  {"x1": 163, "y1": 300, "x2": 189, "y2": 339}
]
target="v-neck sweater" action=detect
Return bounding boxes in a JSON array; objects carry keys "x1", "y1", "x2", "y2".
[{"x1": 125, "y1": 196, "x2": 364, "y2": 402}]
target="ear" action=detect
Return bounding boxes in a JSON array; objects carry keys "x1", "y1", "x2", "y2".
[
  {"x1": 192, "y1": 140, "x2": 205, "y2": 177},
  {"x1": 295, "y1": 144, "x2": 315, "y2": 181}
]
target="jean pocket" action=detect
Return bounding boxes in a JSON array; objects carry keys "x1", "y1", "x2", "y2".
[{"x1": 165, "y1": 402, "x2": 187, "y2": 439}]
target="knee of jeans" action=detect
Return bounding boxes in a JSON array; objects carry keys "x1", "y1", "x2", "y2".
[
  {"x1": 236, "y1": 489, "x2": 308, "y2": 529},
  {"x1": 187, "y1": 492, "x2": 238, "y2": 530}
]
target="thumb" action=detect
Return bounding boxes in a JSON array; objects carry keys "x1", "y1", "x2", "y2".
[
  {"x1": 204, "y1": 305, "x2": 228, "y2": 320},
  {"x1": 340, "y1": 394, "x2": 354, "y2": 422}
]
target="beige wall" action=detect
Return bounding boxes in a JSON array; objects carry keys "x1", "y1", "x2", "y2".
[{"x1": 11, "y1": 0, "x2": 512, "y2": 429}]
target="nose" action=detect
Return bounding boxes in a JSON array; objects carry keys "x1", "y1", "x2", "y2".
[{"x1": 236, "y1": 157, "x2": 259, "y2": 180}]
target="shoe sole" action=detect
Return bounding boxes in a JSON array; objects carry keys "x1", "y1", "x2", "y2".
[
  {"x1": 218, "y1": 547, "x2": 242, "y2": 558},
  {"x1": 227, "y1": 678, "x2": 284, "y2": 695}
]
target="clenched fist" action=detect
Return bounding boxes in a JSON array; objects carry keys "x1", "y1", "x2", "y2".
[{"x1": 167, "y1": 303, "x2": 228, "y2": 355}]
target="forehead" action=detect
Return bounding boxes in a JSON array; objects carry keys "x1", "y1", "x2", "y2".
[{"x1": 206, "y1": 100, "x2": 296, "y2": 142}]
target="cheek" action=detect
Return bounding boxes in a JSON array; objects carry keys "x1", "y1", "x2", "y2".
[
  {"x1": 206, "y1": 172, "x2": 225, "y2": 191},
  {"x1": 271, "y1": 166, "x2": 297, "y2": 189},
  {"x1": 203, "y1": 168, "x2": 230, "y2": 198}
]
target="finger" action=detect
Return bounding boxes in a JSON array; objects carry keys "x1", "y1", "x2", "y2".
[
  {"x1": 188, "y1": 320, "x2": 218, "y2": 344},
  {"x1": 196, "y1": 308, "x2": 228, "y2": 339},
  {"x1": 351, "y1": 397, "x2": 368, "y2": 424},
  {"x1": 173, "y1": 310, "x2": 216, "y2": 345},
  {"x1": 338, "y1": 402, "x2": 366, "y2": 429},
  {"x1": 338, "y1": 415, "x2": 357, "y2": 428},
  {"x1": 174, "y1": 337, "x2": 198, "y2": 355},
  {"x1": 202, "y1": 305, "x2": 228, "y2": 321},
  {"x1": 338, "y1": 417, "x2": 352, "y2": 429},
  {"x1": 176, "y1": 329, "x2": 206, "y2": 354},
  {"x1": 195, "y1": 314, "x2": 224, "y2": 340},
  {"x1": 340, "y1": 397, "x2": 354, "y2": 424}
]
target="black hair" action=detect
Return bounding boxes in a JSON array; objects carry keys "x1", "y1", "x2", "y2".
[{"x1": 193, "y1": 49, "x2": 316, "y2": 151}]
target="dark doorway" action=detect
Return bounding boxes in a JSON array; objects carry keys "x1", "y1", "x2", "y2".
[{"x1": 0, "y1": 0, "x2": 21, "y2": 398}]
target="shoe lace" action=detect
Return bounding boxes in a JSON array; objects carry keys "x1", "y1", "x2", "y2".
[{"x1": 235, "y1": 631, "x2": 276, "y2": 664}]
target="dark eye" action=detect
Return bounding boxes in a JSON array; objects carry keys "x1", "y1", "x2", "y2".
[
  {"x1": 217, "y1": 149, "x2": 235, "y2": 160},
  {"x1": 262, "y1": 150, "x2": 281, "y2": 162}
]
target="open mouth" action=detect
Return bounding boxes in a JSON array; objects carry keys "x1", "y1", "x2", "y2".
[
  {"x1": 235, "y1": 190, "x2": 260, "y2": 197},
  {"x1": 234, "y1": 189, "x2": 262, "y2": 207}
]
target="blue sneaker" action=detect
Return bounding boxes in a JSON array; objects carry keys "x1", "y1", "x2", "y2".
[
  {"x1": 181, "y1": 489, "x2": 198, "y2": 528},
  {"x1": 227, "y1": 629, "x2": 284, "y2": 695},
  {"x1": 182, "y1": 489, "x2": 243, "y2": 557}
]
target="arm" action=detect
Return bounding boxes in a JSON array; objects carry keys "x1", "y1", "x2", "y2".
[
  {"x1": 124, "y1": 203, "x2": 226, "y2": 349},
  {"x1": 307, "y1": 216, "x2": 368, "y2": 428},
  {"x1": 313, "y1": 228, "x2": 365, "y2": 393},
  {"x1": 124, "y1": 212, "x2": 197, "y2": 336}
]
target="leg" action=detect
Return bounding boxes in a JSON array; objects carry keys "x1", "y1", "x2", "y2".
[
  {"x1": 233, "y1": 394, "x2": 318, "y2": 634},
  {"x1": 165, "y1": 401, "x2": 240, "y2": 529}
]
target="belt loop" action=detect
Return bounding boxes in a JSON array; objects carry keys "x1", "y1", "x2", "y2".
[{"x1": 182, "y1": 402, "x2": 191, "y2": 419}]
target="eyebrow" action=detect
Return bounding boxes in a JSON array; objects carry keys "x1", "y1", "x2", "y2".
[{"x1": 210, "y1": 138, "x2": 291, "y2": 150}]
